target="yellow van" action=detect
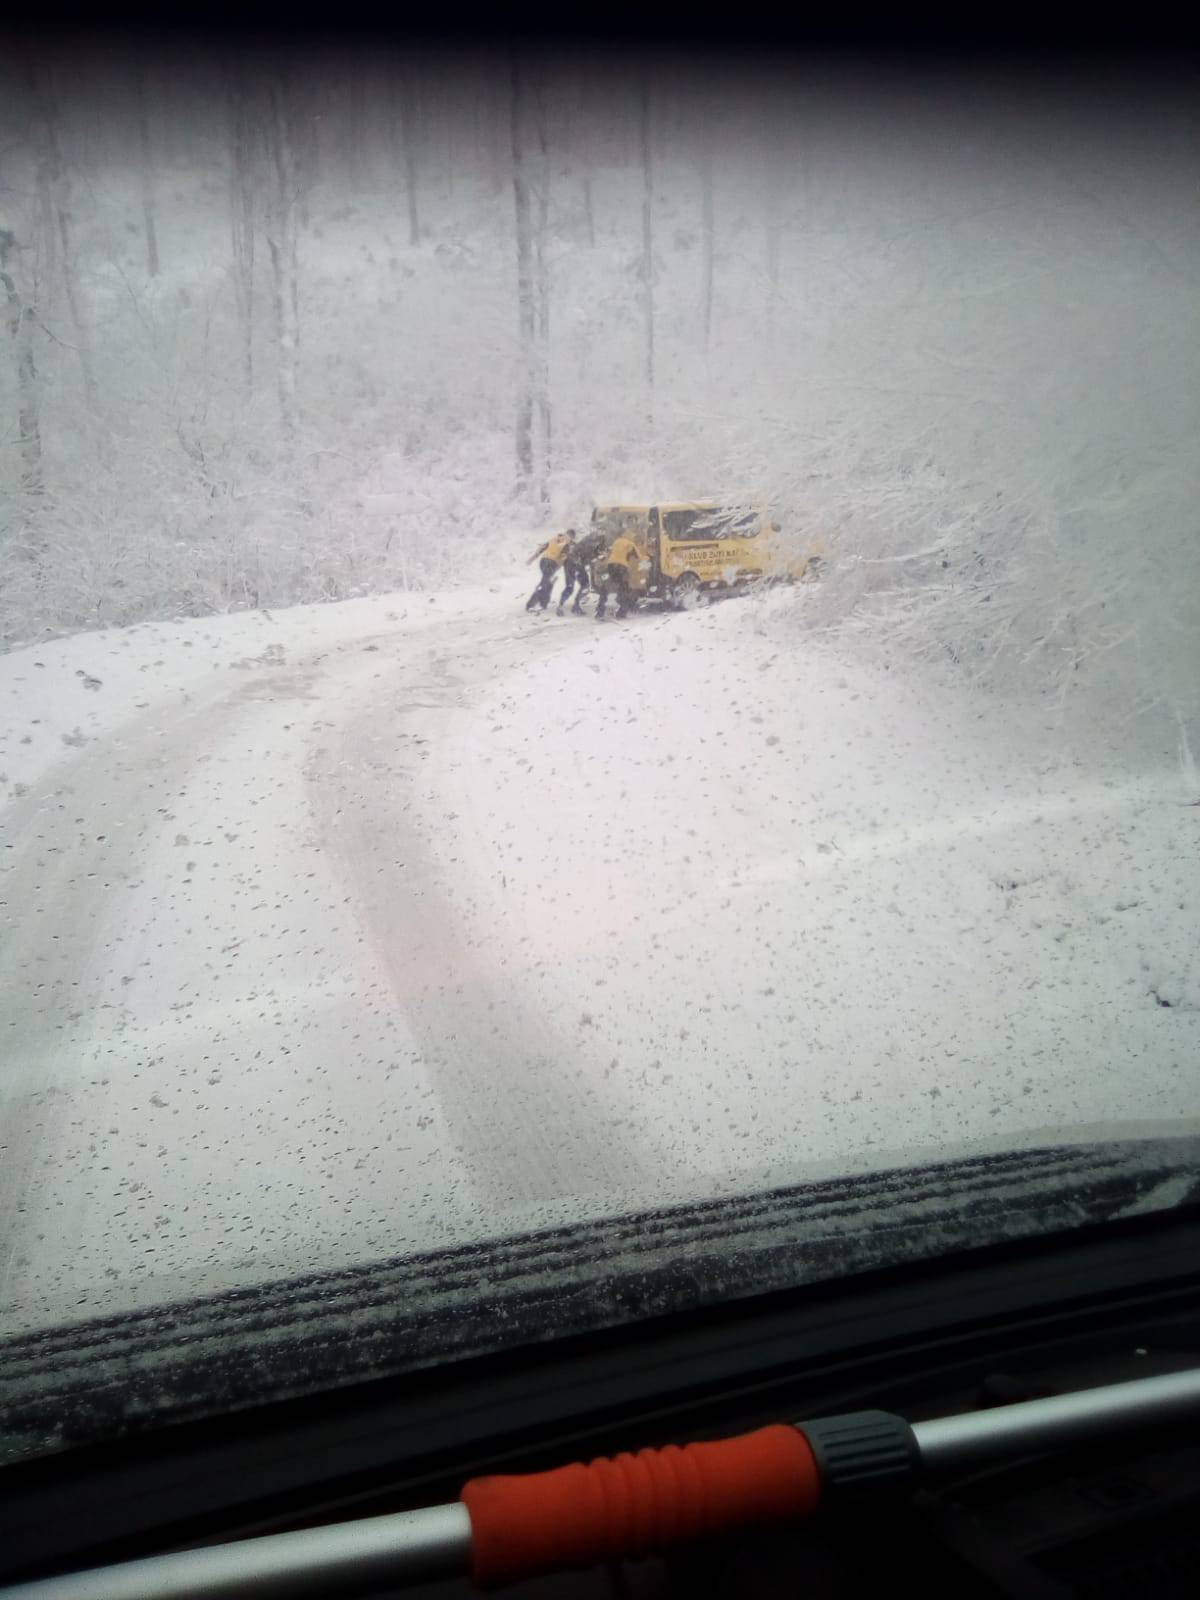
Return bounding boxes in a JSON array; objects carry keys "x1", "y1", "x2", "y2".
[{"x1": 589, "y1": 501, "x2": 821, "y2": 608}]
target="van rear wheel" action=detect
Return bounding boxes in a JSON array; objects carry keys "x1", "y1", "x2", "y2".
[{"x1": 674, "y1": 572, "x2": 704, "y2": 611}]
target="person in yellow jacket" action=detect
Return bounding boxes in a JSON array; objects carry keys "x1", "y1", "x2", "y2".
[
  {"x1": 595, "y1": 529, "x2": 645, "y2": 619},
  {"x1": 525, "y1": 530, "x2": 573, "y2": 612}
]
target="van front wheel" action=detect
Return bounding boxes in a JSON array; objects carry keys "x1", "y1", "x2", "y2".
[{"x1": 673, "y1": 572, "x2": 704, "y2": 611}]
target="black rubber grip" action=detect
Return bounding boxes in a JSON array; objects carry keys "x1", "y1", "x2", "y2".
[{"x1": 799, "y1": 1409, "x2": 920, "y2": 1496}]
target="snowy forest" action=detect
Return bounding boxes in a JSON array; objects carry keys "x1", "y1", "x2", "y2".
[{"x1": 0, "y1": 43, "x2": 1196, "y2": 748}]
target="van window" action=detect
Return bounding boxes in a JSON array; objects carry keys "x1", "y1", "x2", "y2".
[
  {"x1": 593, "y1": 509, "x2": 642, "y2": 539},
  {"x1": 662, "y1": 508, "x2": 760, "y2": 540}
]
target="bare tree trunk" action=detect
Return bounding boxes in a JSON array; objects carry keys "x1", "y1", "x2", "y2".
[
  {"x1": 510, "y1": 60, "x2": 535, "y2": 487},
  {"x1": 470, "y1": 60, "x2": 495, "y2": 192},
  {"x1": 533, "y1": 80, "x2": 551, "y2": 503},
  {"x1": 54, "y1": 203, "x2": 97, "y2": 412},
  {"x1": 0, "y1": 230, "x2": 43, "y2": 497},
  {"x1": 35, "y1": 150, "x2": 58, "y2": 306},
  {"x1": 290, "y1": 221, "x2": 300, "y2": 356},
  {"x1": 29, "y1": 61, "x2": 98, "y2": 412},
  {"x1": 229, "y1": 78, "x2": 256, "y2": 397},
  {"x1": 266, "y1": 74, "x2": 300, "y2": 432},
  {"x1": 473, "y1": 70, "x2": 488, "y2": 193},
  {"x1": 401, "y1": 66, "x2": 420, "y2": 246},
  {"x1": 766, "y1": 191, "x2": 781, "y2": 311},
  {"x1": 700, "y1": 120, "x2": 714, "y2": 352},
  {"x1": 485, "y1": 63, "x2": 504, "y2": 195},
  {"x1": 287, "y1": 99, "x2": 301, "y2": 359},
  {"x1": 764, "y1": 111, "x2": 782, "y2": 331},
  {"x1": 569, "y1": 56, "x2": 594, "y2": 247},
  {"x1": 290, "y1": 75, "x2": 316, "y2": 230},
  {"x1": 640, "y1": 78, "x2": 655, "y2": 410},
  {"x1": 344, "y1": 71, "x2": 364, "y2": 186},
  {"x1": 137, "y1": 66, "x2": 160, "y2": 277}
]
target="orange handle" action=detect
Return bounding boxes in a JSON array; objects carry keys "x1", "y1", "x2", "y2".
[{"x1": 461, "y1": 1423, "x2": 820, "y2": 1588}]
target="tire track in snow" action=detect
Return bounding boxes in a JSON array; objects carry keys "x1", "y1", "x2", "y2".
[
  {"x1": 313, "y1": 615, "x2": 658, "y2": 1218},
  {"x1": 0, "y1": 662, "x2": 336, "y2": 1088},
  {"x1": 0, "y1": 627, "x2": 432, "y2": 1306},
  {"x1": 0, "y1": 676, "x2": 289, "y2": 1305},
  {"x1": 0, "y1": 605, "x2": 656, "y2": 1311}
]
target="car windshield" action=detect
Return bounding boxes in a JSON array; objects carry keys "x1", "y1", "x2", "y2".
[{"x1": 1, "y1": 40, "x2": 1198, "y2": 1463}]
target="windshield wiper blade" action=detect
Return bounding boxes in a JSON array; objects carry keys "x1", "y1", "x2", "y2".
[{"x1": 1, "y1": 1137, "x2": 1197, "y2": 1467}]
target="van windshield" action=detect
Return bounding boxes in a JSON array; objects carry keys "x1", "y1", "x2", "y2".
[
  {"x1": 662, "y1": 508, "x2": 760, "y2": 540},
  {"x1": 593, "y1": 509, "x2": 647, "y2": 539}
]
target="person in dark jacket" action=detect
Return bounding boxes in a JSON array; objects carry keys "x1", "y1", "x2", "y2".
[
  {"x1": 558, "y1": 529, "x2": 606, "y2": 614},
  {"x1": 525, "y1": 531, "x2": 572, "y2": 612}
]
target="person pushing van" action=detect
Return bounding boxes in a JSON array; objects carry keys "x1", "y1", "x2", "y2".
[
  {"x1": 525, "y1": 530, "x2": 573, "y2": 612},
  {"x1": 558, "y1": 529, "x2": 606, "y2": 614},
  {"x1": 595, "y1": 529, "x2": 644, "y2": 620}
]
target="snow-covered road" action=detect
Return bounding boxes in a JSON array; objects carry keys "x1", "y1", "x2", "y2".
[
  {"x1": 0, "y1": 592, "x2": 641, "y2": 1331},
  {"x1": 2, "y1": 587, "x2": 1197, "y2": 1335}
]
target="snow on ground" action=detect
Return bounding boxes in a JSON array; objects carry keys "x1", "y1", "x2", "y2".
[
  {"x1": 0, "y1": 586, "x2": 501, "y2": 803},
  {"x1": 1, "y1": 581, "x2": 1197, "y2": 1335},
  {"x1": 423, "y1": 588, "x2": 1200, "y2": 1219},
  {"x1": 0, "y1": 587, "x2": 513, "y2": 1332}
]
